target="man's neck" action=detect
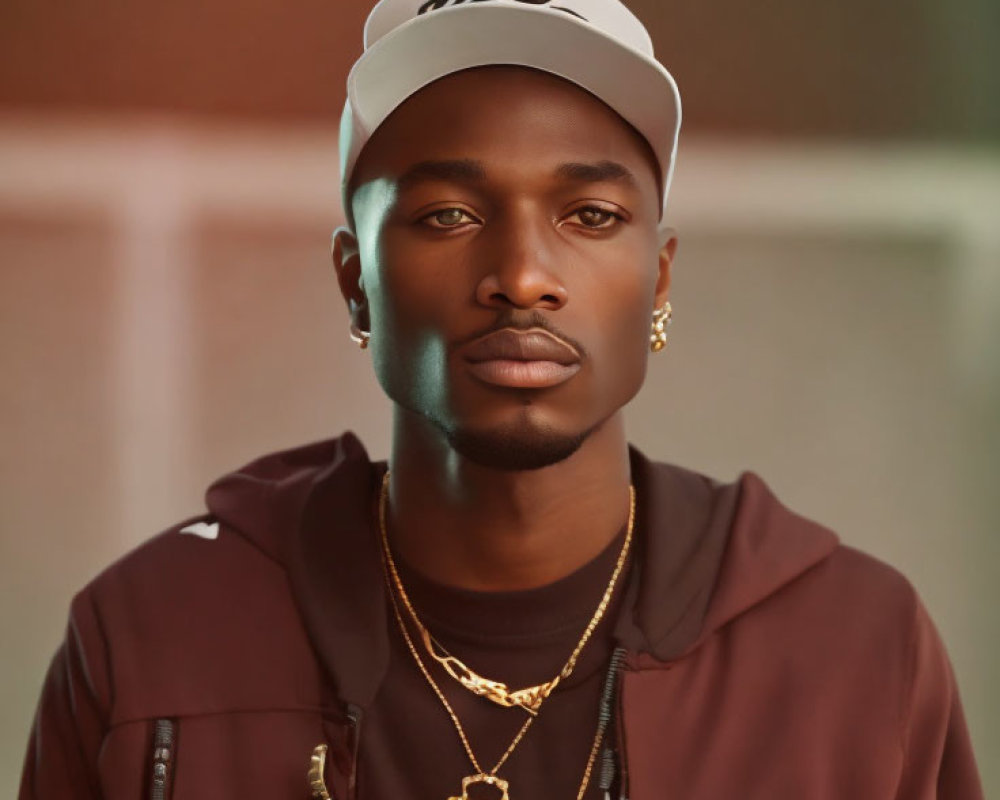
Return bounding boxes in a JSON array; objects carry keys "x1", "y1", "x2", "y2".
[{"x1": 386, "y1": 411, "x2": 632, "y2": 592}]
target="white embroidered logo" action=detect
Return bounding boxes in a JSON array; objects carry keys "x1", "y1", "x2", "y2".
[{"x1": 179, "y1": 521, "x2": 220, "y2": 540}]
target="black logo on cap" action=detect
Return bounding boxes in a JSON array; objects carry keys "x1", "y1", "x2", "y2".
[{"x1": 417, "y1": 0, "x2": 587, "y2": 22}]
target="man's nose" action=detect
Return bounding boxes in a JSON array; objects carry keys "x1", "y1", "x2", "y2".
[{"x1": 474, "y1": 214, "x2": 568, "y2": 311}]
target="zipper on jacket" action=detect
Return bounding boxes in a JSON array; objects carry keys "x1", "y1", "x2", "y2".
[
  {"x1": 615, "y1": 658, "x2": 632, "y2": 800},
  {"x1": 346, "y1": 704, "x2": 364, "y2": 800},
  {"x1": 149, "y1": 718, "x2": 176, "y2": 800},
  {"x1": 598, "y1": 647, "x2": 627, "y2": 800}
]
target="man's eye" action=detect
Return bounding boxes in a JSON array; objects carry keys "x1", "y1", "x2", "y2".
[
  {"x1": 421, "y1": 208, "x2": 476, "y2": 228},
  {"x1": 569, "y1": 207, "x2": 621, "y2": 229}
]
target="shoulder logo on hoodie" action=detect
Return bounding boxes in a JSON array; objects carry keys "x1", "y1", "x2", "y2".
[{"x1": 179, "y1": 521, "x2": 220, "y2": 540}]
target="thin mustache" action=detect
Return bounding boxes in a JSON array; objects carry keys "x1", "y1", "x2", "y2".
[{"x1": 452, "y1": 311, "x2": 587, "y2": 359}]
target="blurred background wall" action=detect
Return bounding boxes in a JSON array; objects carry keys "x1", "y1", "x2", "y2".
[{"x1": 1, "y1": 0, "x2": 997, "y2": 793}]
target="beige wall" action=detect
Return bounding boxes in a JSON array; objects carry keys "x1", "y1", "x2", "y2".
[{"x1": 2, "y1": 115, "x2": 997, "y2": 794}]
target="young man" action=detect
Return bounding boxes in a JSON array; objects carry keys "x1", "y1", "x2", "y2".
[{"x1": 21, "y1": 0, "x2": 983, "y2": 798}]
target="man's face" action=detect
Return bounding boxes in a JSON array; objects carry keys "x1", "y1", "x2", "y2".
[{"x1": 337, "y1": 66, "x2": 673, "y2": 470}]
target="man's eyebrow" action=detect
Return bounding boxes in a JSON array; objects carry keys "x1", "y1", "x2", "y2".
[
  {"x1": 396, "y1": 159, "x2": 486, "y2": 190},
  {"x1": 555, "y1": 160, "x2": 639, "y2": 188}
]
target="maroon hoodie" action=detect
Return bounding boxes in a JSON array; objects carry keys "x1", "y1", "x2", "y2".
[{"x1": 20, "y1": 434, "x2": 983, "y2": 798}]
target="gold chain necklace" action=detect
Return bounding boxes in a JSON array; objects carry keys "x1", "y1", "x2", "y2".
[
  {"x1": 382, "y1": 474, "x2": 635, "y2": 715},
  {"x1": 418, "y1": 627, "x2": 553, "y2": 715},
  {"x1": 377, "y1": 472, "x2": 635, "y2": 800}
]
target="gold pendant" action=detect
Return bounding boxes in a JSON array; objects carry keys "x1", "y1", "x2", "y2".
[
  {"x1": 421, "y1": 627, "x2": 554, "y2": 715},
  {"x1": 447, "y1": 773, "x2": 510, "y2": 800},
  {"x1": 308, "y1": 744, "x2": 332, "y2": 799}
]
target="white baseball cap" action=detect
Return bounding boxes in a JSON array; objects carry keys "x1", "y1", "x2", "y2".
[{"x1": 340, "y1": 0, "x2": 682, "y2": 221}]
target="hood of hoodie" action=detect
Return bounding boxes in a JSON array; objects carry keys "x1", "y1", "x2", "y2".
[{"x1": 205, "y1": 433, "x2": 839, "y2": 706}]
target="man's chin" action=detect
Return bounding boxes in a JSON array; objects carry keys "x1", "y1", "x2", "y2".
[{"x1": 444, "y1": 422, "x2": 590, "y2": 472}]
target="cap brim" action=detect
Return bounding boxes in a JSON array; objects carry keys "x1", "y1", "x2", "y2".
[{"x1": 345, "y1": 4, "x2": 681, "y2": 217}]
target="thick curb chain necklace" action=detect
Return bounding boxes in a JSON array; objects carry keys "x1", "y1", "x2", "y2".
[
  {"x1": 419, "y1": 627, "x2": 552, "y2": 715},
  {"x1": 377, "y1": 472, "x2": 636, "y2": 800}
]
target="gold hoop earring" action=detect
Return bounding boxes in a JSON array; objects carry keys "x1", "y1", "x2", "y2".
[
  {"x1": 650, "y1": 302, "x2": 672, "y2": 353},
  {"x1": 350, "y1": 329, "x2": 371, "y2": 350}
]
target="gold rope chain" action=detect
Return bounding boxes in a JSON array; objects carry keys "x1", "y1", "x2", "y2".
[{"x1": 377, "y1": 472, "x2": 635, "y2": 799}]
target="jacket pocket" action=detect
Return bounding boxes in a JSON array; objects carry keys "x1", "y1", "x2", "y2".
[{"x1": 149, "y1": 719, "x2": 177, "y2": 800}]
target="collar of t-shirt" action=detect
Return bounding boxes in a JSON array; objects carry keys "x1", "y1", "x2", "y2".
[{"x1": 392, "y1": 527, "x2": 630, "y2": 691}]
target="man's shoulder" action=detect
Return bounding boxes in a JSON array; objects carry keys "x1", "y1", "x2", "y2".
[
  {"x1": 80, "y1": 513, "x2": 283, "y2": 610},
  {"x1": 773, "y1": 540, "x2": 925, "y2": 644},
  {"x1": 64, "y1": 434, "x2": 380, "y2": 722},
  {"x1": 819, "y1": 541, "x2": 920, "y2": 602},
  {"x1": 79, "y1": 431, "x2": 377, "y2": 604},
  {"x1": 651, "y1": 461, "x2": 929, "y2": 655},
  {"x1": 717, "y1": 481, "x2": 930, "y2": 665},
  {"x1": 727, "y1": 470, "x2": 924, "y2": 631},
  {"x1": 68, "y1": 514, "x2": 325, "y2": 724}
]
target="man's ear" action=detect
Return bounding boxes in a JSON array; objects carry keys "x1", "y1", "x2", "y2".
[
  {"x1": 654, "y1": 228, "x2": 677, "y2": 309},
  {"x1": 332, "y1": 226, "x2": 370, "y2": 339}
]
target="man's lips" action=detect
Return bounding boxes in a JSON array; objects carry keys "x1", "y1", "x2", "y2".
[
  {"x1": 462, "y1": 329, "x2": 582, "y2": 389},
  {"x1": 464, "y1": 329, "x2": 580, "y2": 364}
]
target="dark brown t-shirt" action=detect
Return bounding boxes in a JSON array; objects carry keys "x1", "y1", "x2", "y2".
[{"x1": 359, "y1": 529, "x2": 629, "y2": 799}]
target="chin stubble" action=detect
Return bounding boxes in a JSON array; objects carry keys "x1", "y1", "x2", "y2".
[{"x1": 443, "y1": 421, "x2": 593, "y2": 472}]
